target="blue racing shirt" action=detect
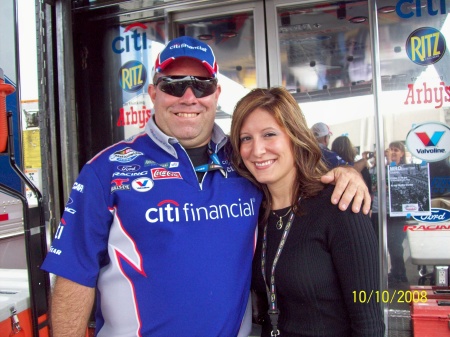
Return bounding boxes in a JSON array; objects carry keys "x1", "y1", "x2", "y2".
[{"x1": 42, "y1": 117, "x2": 262, "y2": 337}]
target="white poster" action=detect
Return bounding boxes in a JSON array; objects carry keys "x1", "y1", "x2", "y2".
[{"x1": 388, "y1": 163, "x2": 431, "y2": 217}]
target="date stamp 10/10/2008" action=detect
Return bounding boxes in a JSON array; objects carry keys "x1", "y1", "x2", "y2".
[{"x1": 352, "y1": 290, "x2": 428, "y2": 304}]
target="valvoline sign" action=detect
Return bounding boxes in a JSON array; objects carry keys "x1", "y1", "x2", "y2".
[
  {"x1": 405, "y1": 122, "x2": 450, "y2": 162},
  {"x1": 412, "y1": 208, "x2": 450, "y2": 223}
]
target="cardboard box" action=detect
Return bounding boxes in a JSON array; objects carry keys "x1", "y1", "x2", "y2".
[
  {"x1": 431, "y1": 198, "x2": 450, "y2": 210},
  {"x1": 411, "y1": 299, "x2": 450, "y2": 336}
]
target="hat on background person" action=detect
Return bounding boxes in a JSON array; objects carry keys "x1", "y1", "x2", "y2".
[
  {"x1": 152, "y1": 36, "x2": 218, "y2": 79},
  {"x1": 311, "y1": 122, "x2": 333, "y2": 138}
]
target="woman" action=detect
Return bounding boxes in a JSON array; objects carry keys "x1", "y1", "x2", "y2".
[
  {"x1": 387, "y1": 141, "x2": 406, "y2": 166},
  {"x1": 368, "y1": 141, "x2": 410, "y2": 285},
  {"x1": 331, "y1": 135, "x2": 372, "y2": 195},
  {"x1": 229, "y1": 87, "x2": 384, "y2": 337}
]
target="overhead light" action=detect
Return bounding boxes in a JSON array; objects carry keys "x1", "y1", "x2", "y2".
[
  {"x1": 220, "y1": 20, "x2": 237, "y2": 38},
  {"x1": 410, "y1": 1, "x2": 427, "y2": 10},
  {"x1": 220, "y1": 31, "x2": 237, "y2": 38},
  {"x1": 349, "y1": 16, "x2": 367, "y2": 23},
  {"x1": 378, "y1": 6, "x2": 396, "y2": 14},
  {"x1": 198, "y1": 34, "x2": 213, "y2": 41}
]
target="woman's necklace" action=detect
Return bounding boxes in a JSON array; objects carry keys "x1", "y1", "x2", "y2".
[{"x1": 272, "y1": 207, "x2": 292, "y2": 230}]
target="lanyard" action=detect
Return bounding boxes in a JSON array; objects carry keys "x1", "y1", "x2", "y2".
[
  {"x1": 194, "y1": 147, "x2": 227, "y2": 178},
  {"x1": 261, "y1": 199, "x2": 300, "y2": 337}
]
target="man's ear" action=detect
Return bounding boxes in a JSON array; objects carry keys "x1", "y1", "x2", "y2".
[{"x1": 148, "y1": 84, "x2": 156, "y2": 103}]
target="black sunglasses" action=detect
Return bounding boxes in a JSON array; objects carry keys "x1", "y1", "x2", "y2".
[{"x1": 154, "y1": 75, "x2": 218, "y2": 98}]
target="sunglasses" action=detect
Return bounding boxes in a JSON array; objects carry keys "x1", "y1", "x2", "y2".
[{"x1": 154, "y1": 75, "x2": 218, "y2": 98}]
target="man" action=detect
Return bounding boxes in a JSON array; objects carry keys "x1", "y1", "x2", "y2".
[
  {"x1": 42, "y1": 36, "x2": 370, "y2": 337},
  {"x1": 311, "y1": 122, "x2": 348, "y2": 169}
]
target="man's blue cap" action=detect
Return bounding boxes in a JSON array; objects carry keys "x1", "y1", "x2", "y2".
[{"x1": 153, "y1": 36, "x2": 218, "y2": 79}]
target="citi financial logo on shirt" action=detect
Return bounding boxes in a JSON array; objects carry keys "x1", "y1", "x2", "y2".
[{"x1": 145, "y1": 198, "x2": 257, "y2": 223}]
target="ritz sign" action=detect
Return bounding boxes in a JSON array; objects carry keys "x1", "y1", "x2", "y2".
[
  {"x1": 118, "y1": 60, "x2": 147, "y2": 93},
  {"x1": 405, "y1": 27, "x2": 446, "y2": 66}
]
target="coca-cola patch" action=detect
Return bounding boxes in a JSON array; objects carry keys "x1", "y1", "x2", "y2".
[{"x1": 151, "y1": 167, "x2": 182, "y2": 180}]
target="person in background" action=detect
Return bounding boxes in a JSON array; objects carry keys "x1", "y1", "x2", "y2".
[
  {"x1": 230, "y1": 87, "x2": 384, "y2": 337},
  {"x1": 41, "y1": 37, "x2": 371, "y2": 337},
  {"x1": 370, "y1": 141, "x2": 409, "y2": 284},
  {"x1": 331, "y1": 135, "x2": 372, "y2": 196},
  {"x1": 311, "y1": 122, "x2": 348, "y2": 169},
  {"x1": 385, "y1": 141, "x2": 409, "y2": 285}
]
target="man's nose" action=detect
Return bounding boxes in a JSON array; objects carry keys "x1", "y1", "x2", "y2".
[{"x1": 179, "y1": 86, "x2": 198, "y2": 102}]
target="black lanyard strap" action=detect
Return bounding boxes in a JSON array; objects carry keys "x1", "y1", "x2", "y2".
[{"x1": 261, "y1": 198, "x2": 301, "y2": 337}]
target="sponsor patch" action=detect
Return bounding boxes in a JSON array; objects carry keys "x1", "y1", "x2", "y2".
[
  {"x1": 111, "y1": 178, "x2": 131, "y2": 193},
  {"x1": 132, "y1": 177, "x2": 154, "y2": 192},
  {"x1": 144, "y1": 160, "x2": 179, "y2": 168},
  {"x1": 117, "y1": 164, "x2": 141, "y2": 172},
  {"x1": 109, "y1": 147, "x2": 143, "y2": 163},
  {"x1": 151, "y1": 168, "x2": 182, "y2": 180},
  {"x1": 144, "y1": 198, "x2": 257, "y2": 223},
  {"x1": 113, "y1": 171, "x2": 148, "y2": 177},
  {"x1": 72, "y1": 182, "x2": 84, "y2": 193}
]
